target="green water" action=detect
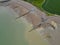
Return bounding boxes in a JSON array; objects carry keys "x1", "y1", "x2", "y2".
[
  {"x1": 42, "y1": 0, "x2": 60, "y2": 15},
  {"x1": 0, "y1": 7, "x2": 28, "y2": 45}
]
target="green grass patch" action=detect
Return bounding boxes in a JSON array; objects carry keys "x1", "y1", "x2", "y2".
[{"x1": 24, "y1": 0, "x2": 44, "y2": 9}]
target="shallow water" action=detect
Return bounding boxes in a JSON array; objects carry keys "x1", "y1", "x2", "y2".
[{"x1": 0, "y1": 7, "x2": 49, "y2": 45}]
